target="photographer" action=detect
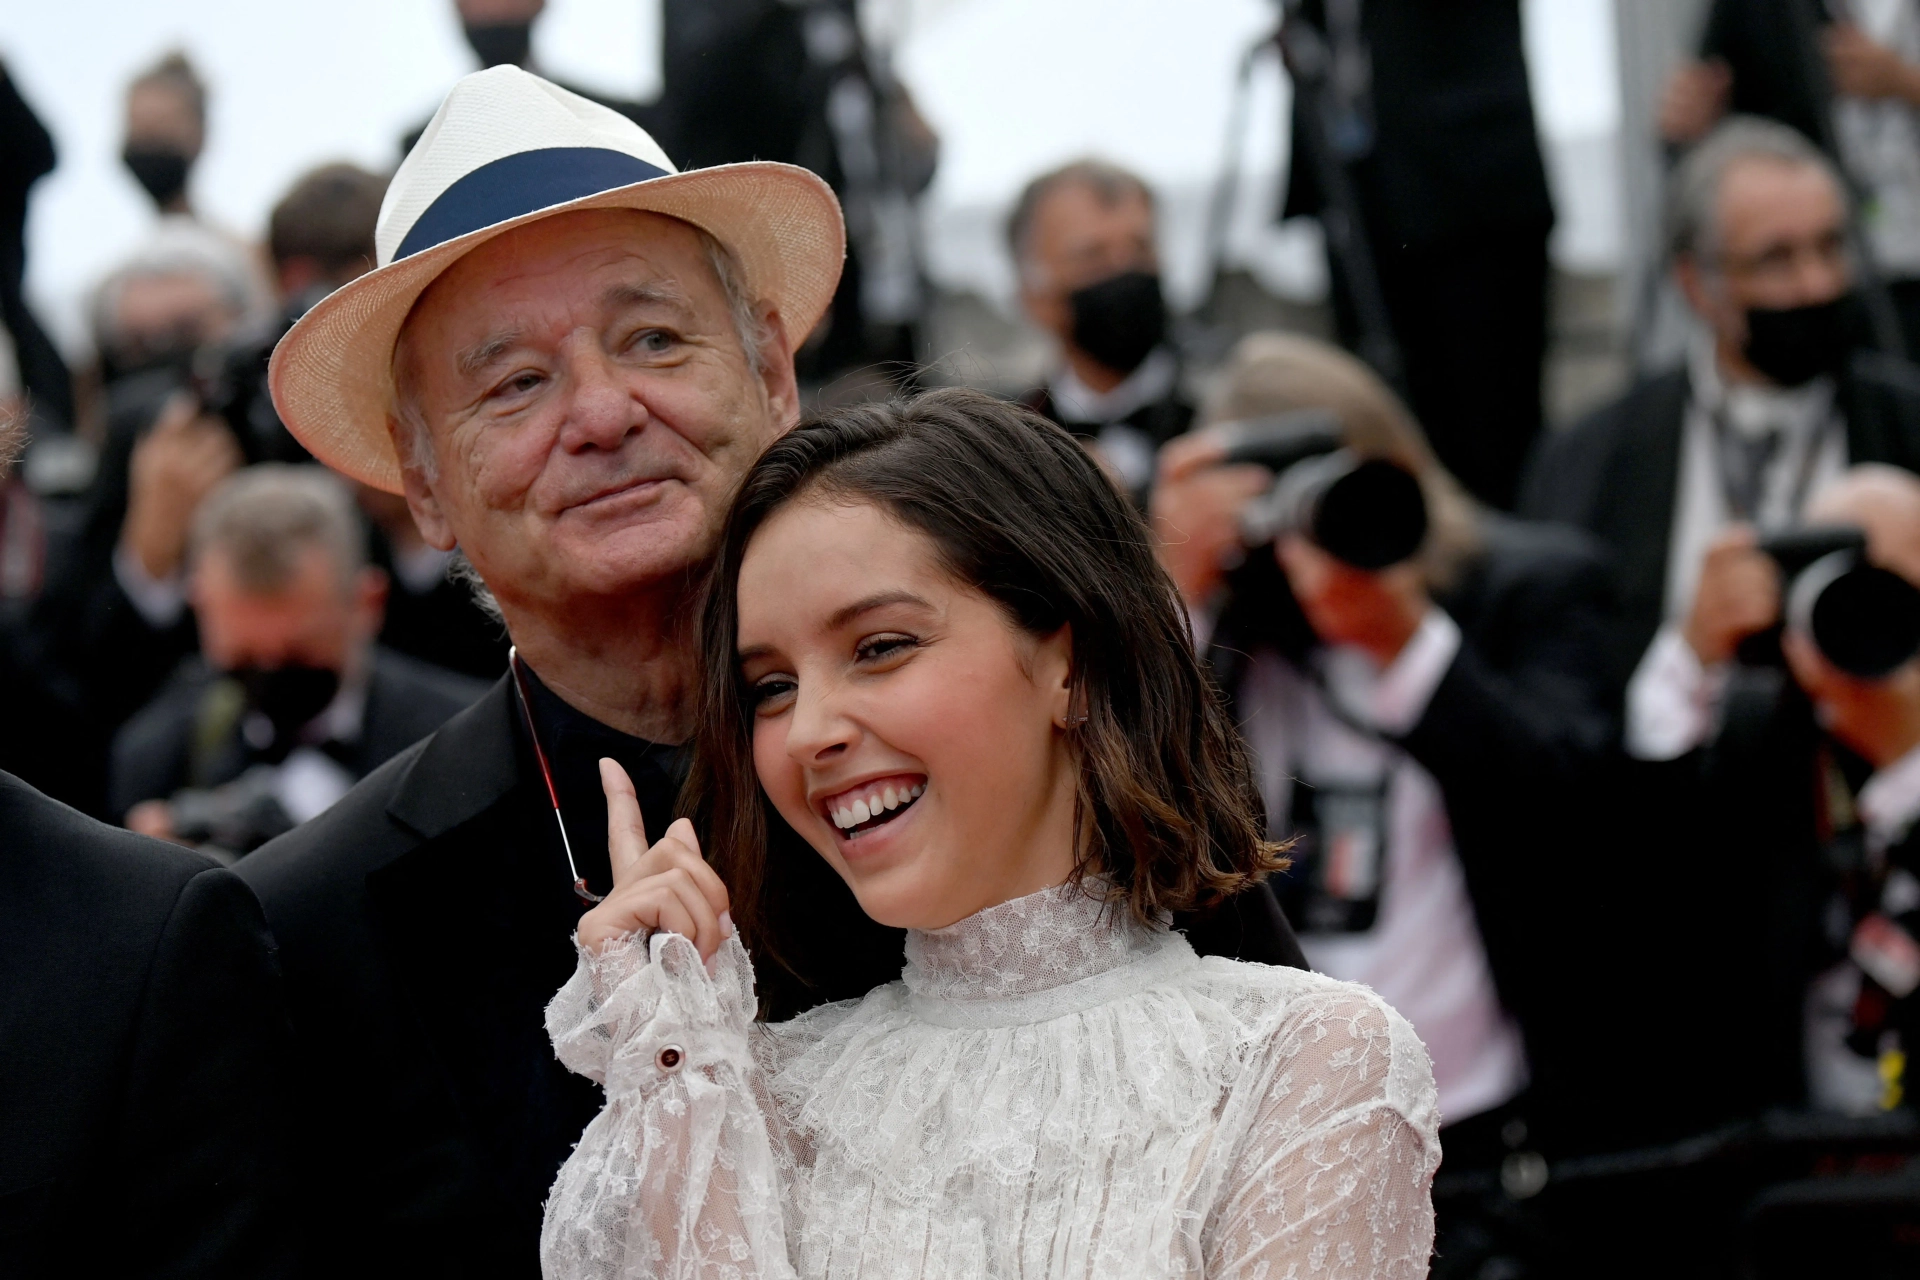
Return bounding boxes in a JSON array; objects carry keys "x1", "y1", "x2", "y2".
[
  {"x1": 1622, "y1": 463, "x2": 1920, "y2": 1117},
  {"x1": 1012, "y1": 160, "x2": 1191, "y2": 499},
  {"x1": 112, "y1": 466, "x2": 484, "y2": 857},
  {"x1": 1522, "y1": 117, "x2": 1920, "y2": 690},
  {"x1": 1153, "y1": 331, "x2": 1627, "y2": 1269}
]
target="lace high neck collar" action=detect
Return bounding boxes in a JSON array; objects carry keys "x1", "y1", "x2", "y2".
[{"x1": 901, "y1": 880, "x2": 1174, "y2": 1008}]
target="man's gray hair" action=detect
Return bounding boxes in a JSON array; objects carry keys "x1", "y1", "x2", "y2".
[
  {"x1": 1006, "y1": 158, "x2": 1155, "y2": 281},
  {"x1": 91, "y1": 218, "x2": 262, "y2": 359},
  {"x1": 1666, "y1": 115, "x2": 1845, "y2": 264},
  {"x1": 189, "y1": 463, "x2": 367, "y2": 594}
]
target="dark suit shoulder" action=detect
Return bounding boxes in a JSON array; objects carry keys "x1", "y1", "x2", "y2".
[
  {"x1": 1470, "y1": 513, "x2": 1615, "y2": 597},
  {"x1": 0, "y1": 770, "x2": 216, "y2": 911},
  {"x1": 1519, "y1": 368, "x2": 1688, "y2": 524},
  {"x1": 363, "y1": 648, "x2": 491, "y2": 762},
  {"x1": 371, "y1": 647, "x2": 490, "y2": 712},
  {"x1": 1850, "y1": 349, "x2": 1920, "y2": 400}
]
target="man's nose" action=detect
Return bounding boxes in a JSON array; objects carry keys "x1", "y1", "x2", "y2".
[
  {"x1": 555, "y1": 342, "x2": 643, "y2": 452},
  {"x1": 1796, "y1": 241, "x2": 1852, "y2": 304}
]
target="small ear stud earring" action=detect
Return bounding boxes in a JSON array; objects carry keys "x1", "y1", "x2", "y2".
[{"x1": 1066, "y1": 712, "x2": 1089, "y2": 728}]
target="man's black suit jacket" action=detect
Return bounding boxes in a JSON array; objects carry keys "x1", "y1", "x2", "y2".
[
  {"x1": 1519, "y1": 353, "x2": 1920, "y2": 684},
  {"x1": 109, "y1": 646, "x2": 489, "y2": 822},
  {"x1": 238, "y1": 677, "x2": 1307, "y2": 1278},
  {"x1": 0, "y1": 771, "x2": 295, "y2": 1278}
]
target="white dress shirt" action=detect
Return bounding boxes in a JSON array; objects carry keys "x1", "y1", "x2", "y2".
[
  {"x1": 1047, "y1": 346, "x2": 1180, "y2": 494},
  {"x1": 1235, "y1": 608, "x2": 1530, "y2": 1125}
]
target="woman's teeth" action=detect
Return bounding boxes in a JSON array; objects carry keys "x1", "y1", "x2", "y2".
[{"x1": 831, "y1": 782, "x2": 925, "y2": 833}]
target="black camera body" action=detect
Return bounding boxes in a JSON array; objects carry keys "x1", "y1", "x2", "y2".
[
  {"x1": 1759, "y1": 526, "x2": 1920, "y2": 679},
  {"x1": 1221, "y1": 411, "x2": 1429, "y2": 570}
]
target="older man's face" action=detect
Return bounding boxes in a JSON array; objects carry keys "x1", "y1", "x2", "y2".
[
  {"x1": 395, "y1": 208, "x2": 795, "y2": 617},
  {"x1": 1680, "y1": 157, "x2": 1851, "y2": 353}
]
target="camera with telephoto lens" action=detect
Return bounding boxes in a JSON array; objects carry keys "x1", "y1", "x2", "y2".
[
  {"x1": 1759, "y1": 527, "x2": 1920, "y2": 679},
  {"x1": 164, "y1": 765, "x2": 298, "y2": 864},
  {"x1": 1219, "y1": 410, "x2": 1430, "y2": 570},
  {"x1": 186, "y1": 321, "x2": 313, "y2": 466}
]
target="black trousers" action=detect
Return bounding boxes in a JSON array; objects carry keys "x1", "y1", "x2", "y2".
[{"x1": 1331, "y1": 224, "x2": 1551, "y2": 511}]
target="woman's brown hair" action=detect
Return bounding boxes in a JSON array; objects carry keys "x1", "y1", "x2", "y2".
[{"x1": 682, "y1": 388, "x2": 1285, "y2": 1015}]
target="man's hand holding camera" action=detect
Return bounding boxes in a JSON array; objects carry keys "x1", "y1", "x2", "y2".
[
  {"x1": 1683, "y1": 526, "x2": 1781, "y2": 666},
  {"x1": 1150, "y1": 429, "x2": 1271, "y2": 608},
  {"x1": 122, "y1": 392, "x2": 242, "y2": 581}
]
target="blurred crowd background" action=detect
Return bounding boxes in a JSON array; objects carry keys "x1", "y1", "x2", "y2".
[{"x1": 9, "y1": 0, "x2": 1920, "y2": 1275}]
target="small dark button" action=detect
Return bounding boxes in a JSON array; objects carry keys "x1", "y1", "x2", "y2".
[{"x1": 656, "y1": 1045, "x2": 684, "y2": 1072}]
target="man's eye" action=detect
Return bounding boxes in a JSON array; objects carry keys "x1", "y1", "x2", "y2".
[
  {"x1": 856, "y1": 634, "x2": 917, "y2": 663},
  {"x1": 631, "y1": 329, "x2": 675, "y2": 355},
  {"x1": 496, "y1": 371, "x2": 544, "y2": 397}
]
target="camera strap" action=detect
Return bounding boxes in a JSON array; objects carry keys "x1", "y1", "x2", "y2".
[
  {"x1": 1273, "y1": 651, "x2": 1395, "y2": 936},
  {"x1": 1706, "y1": 394, "x2": 1837, "y2": 524}
]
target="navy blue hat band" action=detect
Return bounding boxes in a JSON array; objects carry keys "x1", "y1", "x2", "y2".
[{"x1": 394, "y1": 146, "x2": 670, "y2": 262}]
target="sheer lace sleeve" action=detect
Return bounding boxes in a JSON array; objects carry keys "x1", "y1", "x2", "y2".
[
  {"x1": 1204, "y1": 982, "x2": 1440, "y2": 1278},
  {"x1": 540, "y1": 930, "x2": 797, "y2": 1280}
]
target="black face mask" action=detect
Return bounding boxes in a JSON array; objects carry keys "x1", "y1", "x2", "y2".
[
  {"x1": 1068, "y1": 270, "x2": 1167, "y2": 377},
  {"x1": 122, "y1": 144, "x2": 191, "y2": 208},
  {"x1": 232, "y1": 664, "x2": 341, "y2": 756},
  {"x1": 464, "y1": 20, "x2": 533, "y2": 68},
  {"x1": 1743, "y1": 292, "x2": 1860, "y2": 387}
]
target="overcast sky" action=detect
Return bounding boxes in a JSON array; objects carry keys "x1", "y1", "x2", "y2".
[{"x1": 0, "y1": 0, "x2": 1620, "y2": 356}]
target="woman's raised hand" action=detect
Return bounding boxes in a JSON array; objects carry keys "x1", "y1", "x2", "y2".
[{"x1": 577, "y1": 758, "x2": 733, "y2": 959}]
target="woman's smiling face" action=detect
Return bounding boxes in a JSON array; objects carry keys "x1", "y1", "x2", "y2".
[{"x1": 735, "y1": 498, "x2": 1080, "y2": 931}]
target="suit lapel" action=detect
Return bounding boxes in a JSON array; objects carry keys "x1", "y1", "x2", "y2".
[
  {"x1": 361, "y1": 676, "x2": 603, "y2": 1216},
  {"x1": 1598, "y1": 370, "x2": 1689, "y2": 665},
  {"x1": 383, "y1": 676, "x2": 521, "y2": 841}
]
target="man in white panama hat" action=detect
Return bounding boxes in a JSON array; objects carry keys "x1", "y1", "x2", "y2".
[
  {"x1": 235, "y1": 64, "x2": 1301, "y2": 1277},
  {"x1": 231, "y1": 66, "x2": 841, "y2": 1277}
]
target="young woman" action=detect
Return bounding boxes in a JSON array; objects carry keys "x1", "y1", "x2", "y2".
[{"x1": 538, "y1": 389, "x2": 1439, "y2": 1278}]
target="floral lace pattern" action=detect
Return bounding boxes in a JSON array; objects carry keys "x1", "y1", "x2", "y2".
[{"x1": 541, "y1": 882, "x2": 1439, "y2": 1279}]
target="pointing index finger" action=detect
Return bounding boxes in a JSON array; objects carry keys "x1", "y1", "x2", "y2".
[{"x1": 599, "y1": 758, "x2": 648, "y2": 890}]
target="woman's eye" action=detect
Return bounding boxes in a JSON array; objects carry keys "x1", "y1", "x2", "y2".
[
  {"x1": 748, "y1": 676, "x2": 796, "y2": 712},
  {"x1": 855, "y1": 634, "x2": 917, "y2": 664}
]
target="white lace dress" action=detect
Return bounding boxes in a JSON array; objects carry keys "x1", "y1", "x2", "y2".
[{"x1": 540, "y1": 882, "x2": 1440, "y2": 1279}]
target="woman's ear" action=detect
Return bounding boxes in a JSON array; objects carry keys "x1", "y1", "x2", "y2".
[{"x1": 1041, "y1": 624, "x2": 1081, "y2": 729}]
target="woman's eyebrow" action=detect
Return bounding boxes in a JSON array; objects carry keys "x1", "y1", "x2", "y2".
[
  {"x1": 827, "y1": 590, "x2": 933, "y2": 629},
  {"x1": 736, "y1": 591, "x2": 934, "y2": 663}
]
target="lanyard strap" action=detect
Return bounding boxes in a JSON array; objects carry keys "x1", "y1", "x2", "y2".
[{"x1": 508, "y1": 647, "x2": 605, "y2": 906}]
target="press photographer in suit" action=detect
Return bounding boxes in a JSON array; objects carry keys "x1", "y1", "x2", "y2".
[
  {"x1": 0, "y1": 413, "x2": 296, "y2": 1279},
  {"x1": 1523, "y1": 116, "x2": 1920, "y2": 689}
]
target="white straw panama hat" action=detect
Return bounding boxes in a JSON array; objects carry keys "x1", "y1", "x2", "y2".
[{"x1": 268, "y1": 65, "x2": 846, "y2": 494}]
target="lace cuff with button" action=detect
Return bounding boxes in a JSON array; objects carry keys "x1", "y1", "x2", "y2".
[{"x1": 546, "y1": 928, "x2": 758, "y2": 1091}]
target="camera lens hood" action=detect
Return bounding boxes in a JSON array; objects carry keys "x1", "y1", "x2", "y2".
[{"x1": 1787, "y1": 550, "x2": 1920, "y2": 679}]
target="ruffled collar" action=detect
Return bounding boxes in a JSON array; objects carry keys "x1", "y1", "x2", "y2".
[{"x1": 901, "y1": 880, "x2": 1174, "y2": 1008}]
